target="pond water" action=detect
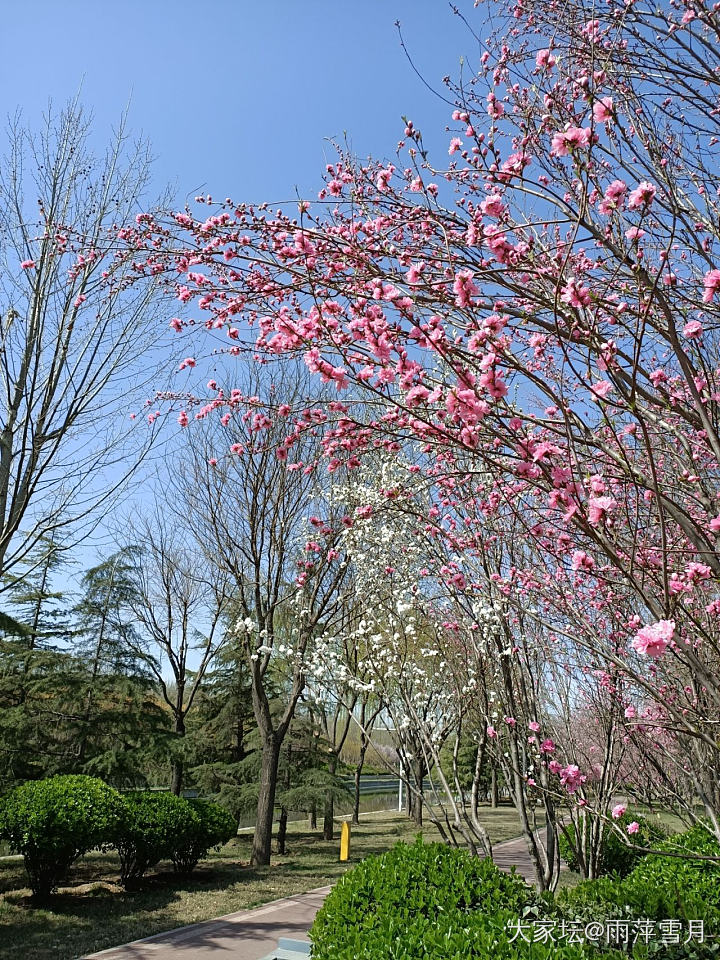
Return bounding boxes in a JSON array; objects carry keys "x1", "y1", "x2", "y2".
[{"x1": 236, "y1": 790, "x2": 400, "y2": 829}]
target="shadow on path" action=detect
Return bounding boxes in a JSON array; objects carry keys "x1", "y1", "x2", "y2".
[{"x1": 85, "y1": 833, "x2": 542, "y2": 960}]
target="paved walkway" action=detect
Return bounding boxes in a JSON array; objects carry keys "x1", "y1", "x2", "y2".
[
  {"x1": 84, "y1": 886, "x2": 331, "y2": 960},
  {"x1": 492, "y1": 832, "x2": 542, "y2": 883},
  {"x1": 84, "y1": 833, "x2": 541, "y2": 960}
]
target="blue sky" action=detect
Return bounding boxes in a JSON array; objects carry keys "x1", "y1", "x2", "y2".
[
  {"x1": 2, "y1": 1, "x2": 474, "y2": 205},
  {"x1": 1, "y1": 1, "x2": 480, "y2": 599}
]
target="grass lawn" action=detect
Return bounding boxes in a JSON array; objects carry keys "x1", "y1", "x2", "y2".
[{"x1": 0, "y1": 805, "x2": 532, "y2": 960}]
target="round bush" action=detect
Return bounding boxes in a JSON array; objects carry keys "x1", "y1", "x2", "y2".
[
  {"x1": 559, "y1": 812, "x2": 665, "y2": 877},
  {"x1": 116, "y1": 791, "x2": 200, "y2": 888},
  {"x1": 171, "y1": 798, "x2": 236, "y2": 875},
  {"x1": 310, "y1": 838, "x2": 591, "y2": 959},
  {"x1": 0, "y1": 774, "x2": 124, "y2": 900}
]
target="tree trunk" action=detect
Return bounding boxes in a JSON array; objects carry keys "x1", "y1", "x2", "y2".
[
  {"x1": 412, "y1": 757, "x2": 424, "y2": 827},
  {"x1": 323, "y1": 755, "x2": 337, "y2": 840},
  {"x1": 309, "y1": 803, "x2": 317, "y2": 829},
  {"x1": 491, "y1": 766, "x2": 499, "y2": 808},
  {"x1": 234, "y1": 716, "x2": 246, "y2": 762},
  {"x1": 276, "y1": 741, "x2": 292, "y2": 854},
  {"x1": 352, "y1": 762, "x2": 363, "y2": 825},
  {"x1": 252, "y1": 736, "x2": 281, "y2": 866},
  {"x1": 170, "y1": 712, "x2": 186, "y2": 796},
  {"x1": 276, "y1": 806, "x2": 288, "y2": 855}
]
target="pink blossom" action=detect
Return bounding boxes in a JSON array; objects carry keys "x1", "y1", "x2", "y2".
[
  {"x1": 559, "y1": 764, "x2": 587, "y2": 794},
  {"x1": 453, "y1": 270, "x2": 478, "y2": 307},
  {"x1": 480, "y1": 194, "x2": 505, "y2": 218},
  {"x1": 612, "y1": 803, "x2": 627, "y2": 819},
  {"x1": 376, "y1": 166, "x2": 394, "y2": 192},
  {"x1": 627, "y1": 821, "x2": 640, "y2": 835},
  {"x1": 486, "y1": 94, "x2": 504, "y2": 120},
  {"x1": 20, "y1": 259, "x2": 35, "y2": 269},
  {"x1": 624, "y1": 705, "x2": 636, "y2": 719},
  {"x1": 448, "y1": 137, "x2": 463, "y2": 155},
  {"x1": 591, "y1": 380, "x2": 613, "y2": 399},
  {"x1": 500, "y1": 152, "x2": 531, "y2": 182},
  {"x1": 627, "y1": 181, "x2": 657, "y2": 210},
  {"x1": 535, "y1": 48, "x2": 556, "y2": 70},
  {"x1": 632, "y1": 619, "x2": 675, "y2": 657},
  {"x1": 702, "y1": 269, "x2": 720, "y2": 303},
  {"x1": 560, "y1": 278, "x2": 592, "y2": 307},
  {"x1": 547, "y1": 759, "x2": 562, "y2": 774},
  {"x1": 571, "y1": 550, "x2": 595, "y2": 572},
  {"x1": 587, "y1": 495, "x2": 617, "y2": 526},
  {"x1": 550, "y1": 132, "x2": 569, "y2": 157},
  {"x1": 565, "y1": 126, "x2": 594, "y2": 148},
  {"x1": 529, "y1": 720, "x2": 541, "y2": 732},
  {"x1": 625, "y1": 227, "x2": 646, "y2": 242},
  {"x1": 177, "y1": 411, "x2": 189, "y2": 428},
  {"x1": 683, "y1": 319, "x2": 703, "y2": 339},
  {"x1": 406, "y1": 265, "x2": 423, "y2": 285},
  {"x1": 540, "y1": 738, "x2": 556, "y2": 754},
  {"x1": 551, "y1": 126, "x2": 595, "y2": 157},
  {"x1": 592, "y1": 97, "x2": 614, "y2": 124},
  {"x1": 598, "y1": 179, "x2": 627, "y2": 215},
  {"x1": 487, "y1": 725, "x2": 497, "y2": 738},
  {"x1": 504, "y1": 715, "x2": 517, "y2": 727}
]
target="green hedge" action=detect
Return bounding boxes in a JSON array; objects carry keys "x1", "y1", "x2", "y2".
[
  {"x1": 310, "y1": 838, "x2": 599, "y2": 959},
  {"x1": 116, "y1": 792, "x2": 236, "y2": 886},
  {"x1": 116, "y1": 791, "x2": 200, "y2": 888},
  {"x1": 0, "y1": 775, "x2": 124, "y2": 900},
  {"x1": 559, "y1": 813, "x2": 666, "y2": 878},
  {"x1": 558, "y1": 824, "x2": 720, "y2": 958},
  {"x1": 311, "y1": 830, "x2": 719, "y2": 959},
  {"x1": 171, "y1": 798, "x2": 237, "y2": 875}
]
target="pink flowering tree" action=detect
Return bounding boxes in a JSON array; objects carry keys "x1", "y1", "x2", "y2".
[{"x1": 128, "y1": 0, "x2": 720, "y2": 845}]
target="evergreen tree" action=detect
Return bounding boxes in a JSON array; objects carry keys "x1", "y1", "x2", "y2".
[
  {"x1": 69, "y1": 547, "x2": 170, "y2": 785},
  {"x1": 0, "y1": 536, "x2": 73, "y2": 787}
]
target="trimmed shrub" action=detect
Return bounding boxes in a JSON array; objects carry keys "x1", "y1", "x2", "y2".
[
  {"x1": 621, "y1": 824, "x2": 720, "y2": 926},
  {"x1": 171, "y1": 798, "x2": 236, "y2": 875},
  {"x1": 310, "y1": 838, "x2": 596, "y2": 959},
  {"x1": 0, "y1": 775, "x2": 124, "y2": 900},
  {"x1": 559, "y1": 812, "x2": 666, "y2": 878},
  {"x1": 116, "y1": 791, "x2": 200, "y2": 888},
  {"x1": 558, "y1": 824, "x2": 720, "y2": 959}
]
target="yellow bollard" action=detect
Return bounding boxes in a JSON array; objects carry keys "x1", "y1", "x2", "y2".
[{"x1": 339, "y1": 821, "x2": 351, "y2": 861}]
